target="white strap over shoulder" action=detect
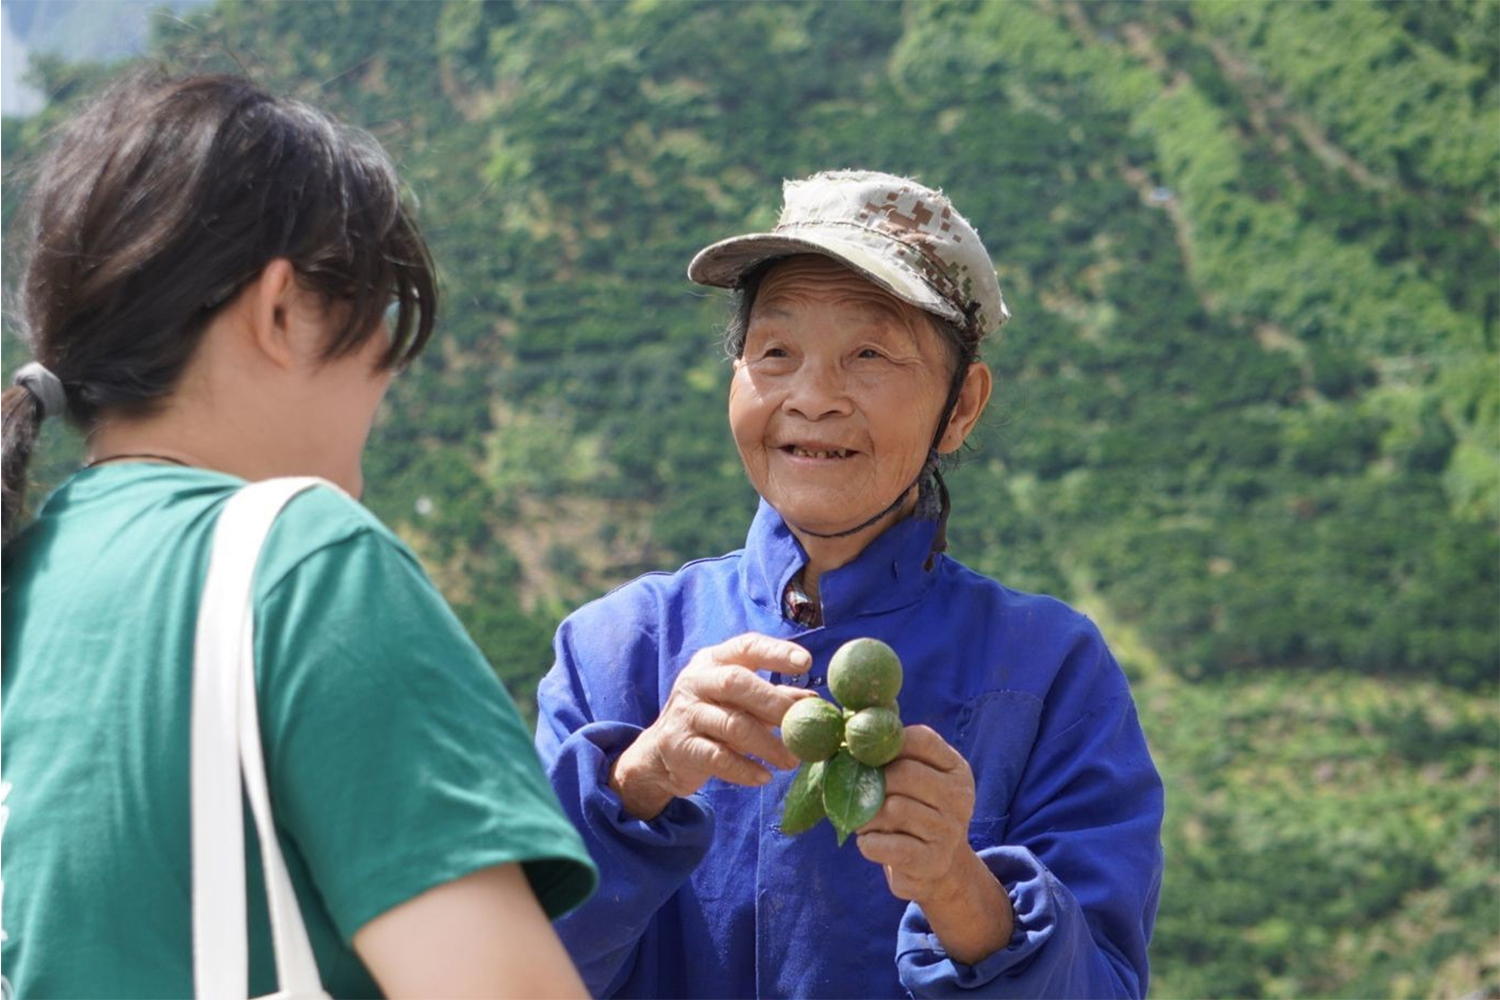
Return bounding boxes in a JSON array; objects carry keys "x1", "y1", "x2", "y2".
[{"x1": 191, "y1": 477, "x2": 337, "y2": 1000}]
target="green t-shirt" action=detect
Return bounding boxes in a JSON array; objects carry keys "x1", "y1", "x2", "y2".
[{"x1": 1, "y1": 465, "x2": 597, "y2": 999}]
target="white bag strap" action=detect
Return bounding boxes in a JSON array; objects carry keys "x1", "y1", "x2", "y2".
[{"x1": 192, "y1": 477, "x2": 333, "y2": 1000}]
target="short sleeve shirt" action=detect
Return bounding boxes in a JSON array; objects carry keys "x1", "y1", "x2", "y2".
[{"x1": 2, "y1": 465, "x2": 597, "y2": 999}]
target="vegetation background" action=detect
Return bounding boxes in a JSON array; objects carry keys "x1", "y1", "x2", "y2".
[{"x1": 3, "y1": 1, "x2": 1496, "y2": 996}]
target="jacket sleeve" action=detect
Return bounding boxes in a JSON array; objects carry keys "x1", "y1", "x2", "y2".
[
  {"x1": 534, "y1": 614, "x2": 714, "y2": 998},
  {"x1": 896, "y1": 629, "x2": 1165, "y2": 998}
]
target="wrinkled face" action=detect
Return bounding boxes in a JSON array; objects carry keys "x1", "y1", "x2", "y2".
[{"x1": 728, "y1": 255, "x2": 958, "y2": 538}]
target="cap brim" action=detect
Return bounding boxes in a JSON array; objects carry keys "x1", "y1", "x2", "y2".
[{"x1": 687, "y1": 231, "x2": 965, "y2": 327}]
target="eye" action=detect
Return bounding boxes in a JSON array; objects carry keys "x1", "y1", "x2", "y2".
[
  {"x1": 745, "y1": 337, "x2": 791, "y2": 362},
  {"x1": 856, "y1": 346, "x2": 885, "y2": 360}
]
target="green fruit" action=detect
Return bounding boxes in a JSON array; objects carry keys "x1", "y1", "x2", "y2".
[
  {"x1": 845, "y1": 705, "x2": 905, "y2": 767},
  {"x1": 828, "y1": 637, "x2": 903, "y2": 710},
  {"x1": 780, "y1": 760, "x2": 827, "y2": 836},
  {"x1": 780, "y1": 697, "x2": 845, "y2": 762}
]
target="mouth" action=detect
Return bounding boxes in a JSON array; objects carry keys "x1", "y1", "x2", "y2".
[{"x1": 781, "y1": 444, "x2": 856, "y2": 460}]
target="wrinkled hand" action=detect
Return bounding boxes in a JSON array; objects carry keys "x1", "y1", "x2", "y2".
[
  {"x1": 855, "y1": 725, "x2": 977, "y2": 904},
  {"x1": 610, "y1": 633, "x2": 815, "y2": 821},
  {"x1": 856, "y1": 725, "x2": 1014, "y2": 964}
]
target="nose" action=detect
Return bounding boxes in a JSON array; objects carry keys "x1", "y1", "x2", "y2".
[{"x1": 783, "y1": 358, "x2": 853, "y2": 420}]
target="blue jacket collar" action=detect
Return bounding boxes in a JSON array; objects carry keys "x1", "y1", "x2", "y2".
[{"x1": 740, "y1": 498, "x2": 941, "y2": 627}]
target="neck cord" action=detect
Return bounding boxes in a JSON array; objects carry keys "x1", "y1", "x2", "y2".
[
  {"x1": 797, "y1": 453, "x2": 937, "y2": 540},
  {"x1": 83, "y1": 453, "x2": 191, "y2": 469}
]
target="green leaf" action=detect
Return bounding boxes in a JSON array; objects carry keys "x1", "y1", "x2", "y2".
[
  {"x1": 779, "y1": 759, "x2": 827, "y2": 836},
  {"x1": 821, "y1": 749, "x2": 885, "y2": 846}
]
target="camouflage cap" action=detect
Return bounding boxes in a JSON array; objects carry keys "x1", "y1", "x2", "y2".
[{"x1": 688, "y1": 169, "x2": 1010, "y2": 340}]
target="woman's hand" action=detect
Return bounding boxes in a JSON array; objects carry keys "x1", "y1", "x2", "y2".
[
  {"x1": 856, "y1": 725, "x2": 1014, "y2": 965},
  {"x1": 610, "y1": 633, "x2": 815, "y2": 821},
  {"x1": 856, "y1": 725, "x2": 975, "y2": 900}
]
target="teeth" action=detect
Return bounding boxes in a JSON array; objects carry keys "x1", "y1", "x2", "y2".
[{"x1": 791, "y1": 446, "x2": 849, "y2": 459}]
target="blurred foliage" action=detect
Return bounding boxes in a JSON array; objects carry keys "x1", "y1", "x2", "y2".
[
  {"x1": 1139, "y1": 668, "x2": 1498, "y2": 999},
  {"x1": 3, "y1": 1, "x2": 1497, "y2": 995}
]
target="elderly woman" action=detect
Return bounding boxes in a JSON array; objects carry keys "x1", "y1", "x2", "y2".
[{"x1": 536, "y1": 170, "x2": 1164, "y2": 999}]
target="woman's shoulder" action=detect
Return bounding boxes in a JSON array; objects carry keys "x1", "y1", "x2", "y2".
[
  {"x1": 254, "y1": 480, "x2": 422, "y2": 592},
  {"x1": 272, "y1": 479, "x2": 395, "y2": 537}
]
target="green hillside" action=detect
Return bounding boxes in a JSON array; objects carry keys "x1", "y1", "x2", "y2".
[{"x1": 3, "y1": 1, "x2": 1496, "y2": 996}]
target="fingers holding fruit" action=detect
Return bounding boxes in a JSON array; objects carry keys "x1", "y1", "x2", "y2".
[
  {"x1": 660, "y1": 725, "x2": 782, "y2": 789},
  {"x1": 880, "y1": 726, "x2": 976, "y2": 835},
  {"x1": 856, "y1": 725, "x2": 977, "y2": 902},
  {"x1": 774, "y1": 636, "x2": 982, "y2": 907},
  {"x1": 702, "y1": 633, "x2": 817, "y2": 723},
  {"x1": 772, "y1": 641, "x2": 1003, "y2": 946},
  {"x1": 688, "y1": 698, "x2": 805, "y2": 773},
  {"x1": 612, "y1": 633, "x2": 815, "y2": 820},
  {"x1": 660, "y1": 635, "x2": 814, "y2": 771},
  {"x1": 882, "y1": 726, "x2": 974, "y2": 808},
  {"x1": 853, "y1": 798, "x2": 955, "y2": 898}
]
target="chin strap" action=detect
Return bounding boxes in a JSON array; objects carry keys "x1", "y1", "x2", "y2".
[
  {"x1": 924, "y1": 464, "x2": 952, "y2": 571},
  {"x1": 797, "y1": 451, "x2": 939, "y2": 541},
  {"x1": 920, "y1": 343, "x2": 974, "y2": 569}
]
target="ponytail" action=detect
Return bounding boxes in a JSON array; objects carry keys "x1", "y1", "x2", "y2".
[
  {"x1": 3, "y1": 385, "x2": 47, "y2": 544},
  {"x1": 3, "y1": 362, "x2": 69, "y2": 543}
]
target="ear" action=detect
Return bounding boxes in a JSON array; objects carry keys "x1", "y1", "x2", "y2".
[
  {"x1": 936, "y1": 361, "x2": 993, "y2": 453},
  {"x1": 242, "y1": 259, "x2": 300, "y2": 371}
]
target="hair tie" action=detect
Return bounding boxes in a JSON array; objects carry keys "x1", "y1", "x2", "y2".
[{"x1": 13, "y1": 362, "x2": 66, "y2": 420}]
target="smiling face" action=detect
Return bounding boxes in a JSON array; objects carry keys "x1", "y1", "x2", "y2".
[{"x1": 729, "y1": 255, "x2": 981, "y2": 540}]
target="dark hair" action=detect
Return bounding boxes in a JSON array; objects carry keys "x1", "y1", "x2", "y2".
[{"x1": 2, "y1": 70, "x2": 438, "y2": 542}]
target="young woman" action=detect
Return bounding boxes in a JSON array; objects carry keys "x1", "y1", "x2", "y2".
[{"x1": 2, "y1": 72, "x2": 595, "y2": 999}]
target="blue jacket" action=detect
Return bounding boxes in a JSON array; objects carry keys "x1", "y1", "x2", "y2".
[{"x1": 536, "y1": 501, "x2": 1164, "y2": 998}]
